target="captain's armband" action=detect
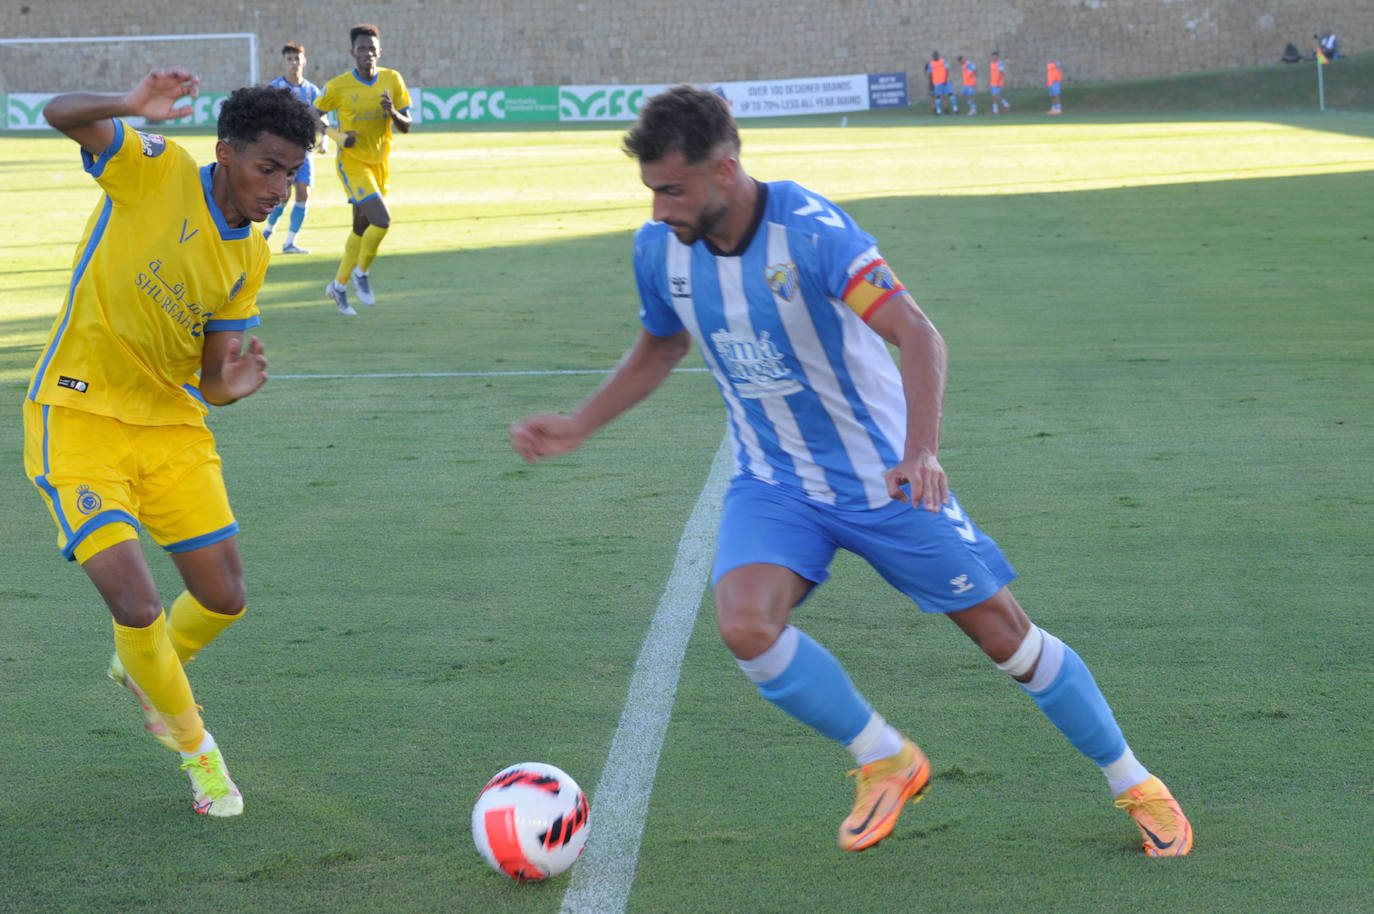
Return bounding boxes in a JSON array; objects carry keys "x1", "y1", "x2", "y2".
[{"x1": 841, "y1": 259, "x2": 906, "y2": 321}]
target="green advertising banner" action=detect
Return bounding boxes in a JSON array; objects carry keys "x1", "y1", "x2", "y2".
[
  {"x1": 7, "y1": 74, "x2": 906, "y2": 130},
  {"x1": 417, "y1": 87, "x2": 559, "y2": 124},
  {"x1": 4, "y1": 93, "x2": 50, "y2": 130},
  {"x1": 556, "y1": 85, "x2": 666, "y2": 122},
  {"x1": 5, "y1": 92, "x2": 229, "y2": 130}
]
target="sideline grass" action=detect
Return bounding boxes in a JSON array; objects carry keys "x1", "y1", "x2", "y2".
[
  {"x1": 1062, "y1": 50, "x2": 1374, "y2": 112},
  {"x1": 1, "y1": 110, "x2": 1372, "y2": 913}
]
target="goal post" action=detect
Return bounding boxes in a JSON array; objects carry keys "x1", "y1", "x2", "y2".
[{"x1": 1, "y1": 33, "x2": 258, "y2": 130}]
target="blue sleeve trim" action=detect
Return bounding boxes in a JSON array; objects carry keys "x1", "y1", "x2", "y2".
[
  {"x1": 81, "y1": 118, "x2": 125, "y2": 178},
  {"x1": 203, "y1": 315, "x2": 261, "y2": 332}
]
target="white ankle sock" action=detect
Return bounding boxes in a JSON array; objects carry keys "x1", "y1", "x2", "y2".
[
  {"x1": 847, "y1": 712, "x2": 905, "y2": 766},
  {"x1": 1102, "y1": 747, "x2": 1150, "y2": 796},
  {"x1": 179, "y1": 730, "x2": 216, "y2": 759}
]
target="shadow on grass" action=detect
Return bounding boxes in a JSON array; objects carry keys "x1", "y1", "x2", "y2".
[{"x1": 3, "y1": 166, "x2": 1371, "y2": 387}]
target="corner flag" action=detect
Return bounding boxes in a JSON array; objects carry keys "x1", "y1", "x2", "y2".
[{"x1": 1316, "y1": 48, "x2": 1327, "y2": 111}]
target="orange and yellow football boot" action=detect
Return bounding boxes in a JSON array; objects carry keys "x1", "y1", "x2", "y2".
[
  {"x1": 1114, "y1": 775, "x2": 1194, "y2": 857},
  {"x1": 838, "y1": 737, "x2": 931, "y2": 852}
]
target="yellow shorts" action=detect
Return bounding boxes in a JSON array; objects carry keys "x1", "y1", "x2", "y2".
[
  {"x1": 23, "y1": 400, "x2": 237, "y2": 563},
  {"x1": 335, "y1": 155, "x2": 389, "y2": 204}
]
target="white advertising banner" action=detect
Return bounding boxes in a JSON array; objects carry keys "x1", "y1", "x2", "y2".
[{"x1": 711, "y1": 73, "x2": 872, "y2": 118}]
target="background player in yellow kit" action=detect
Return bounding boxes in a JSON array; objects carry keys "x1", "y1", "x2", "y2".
[
  {"x1": 316, "y1": 23, "x2": 412, "y2": 315},
  {"x1": 24, "y1": 67, "x2": 319, "y2": 817}
]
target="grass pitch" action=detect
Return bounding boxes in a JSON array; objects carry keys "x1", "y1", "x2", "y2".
[{"x1": 1, "y1": 99, "x2": 1372, "y2": 913}]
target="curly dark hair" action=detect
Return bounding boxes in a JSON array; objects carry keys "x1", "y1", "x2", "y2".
[
  {"x1": 217, "y1": 85, "x2": 319, "y2": 152},
  {"x1": 350, "y1": 23, "x2": 380, "y2": 45},
  {"x1": 622, "y1": 84, "x2": 739, "y2": 165}
]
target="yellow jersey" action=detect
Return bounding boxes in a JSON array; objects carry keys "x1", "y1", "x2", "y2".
[
  {"x1": 316, "y1": 67, "x2": 412, "y2": 166},
  {"x1": 27, "y1": 119, "x2": 267, "y2": 426}
]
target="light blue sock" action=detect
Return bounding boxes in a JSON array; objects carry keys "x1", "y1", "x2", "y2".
[
  {"x1": 753, "y1": 629, "x2": 873, "y2": 745},
  {"x1": 1024, "y1": 640, "x2": 1127, "y2": 765},
  {"x1": 288, "y1": 202, "x2": 308, "y2": 234},
  {"x1": 264, "y1": 203, "x2": 285, "y2": 231}
]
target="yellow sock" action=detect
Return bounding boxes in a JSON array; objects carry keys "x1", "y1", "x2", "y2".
[
  {"x1": 335, "y1": 231, "x2": 363, "y2": 285},
  {"x1": 112, "y1": 613, "x2": 205, "y2": 752},
  {"x1": 358, "y1": 223, "x2": 389, "y2": 272},
  {"x1": 168, "y1": 590, "x2": 244, "y2": 664}
]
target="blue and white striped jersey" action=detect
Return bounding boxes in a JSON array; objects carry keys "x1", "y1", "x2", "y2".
[
  {"x1": 267, "y1": 75, "x2": 322, "y2": 107},
  {"x1": 635, "y1": 180, "x2": 911, "y2": 510}
]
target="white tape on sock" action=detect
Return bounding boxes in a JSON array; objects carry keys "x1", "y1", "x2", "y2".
[
  {"x1": 995, "y1": 625, "x2": 1045, "y2": 679},
  {"x1": 735, "y1": 624, "x2": 800, "y2": 683}
]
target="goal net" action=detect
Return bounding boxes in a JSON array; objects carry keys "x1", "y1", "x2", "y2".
[{"x1": 1, "y1": 33, "x2": 258, "y2": 130}]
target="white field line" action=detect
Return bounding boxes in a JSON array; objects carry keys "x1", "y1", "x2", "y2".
[
  {"x1": 9, "y1": 362, "x2": 726, "y2": 909},
  {"x1": 559, "y1": 437, "x2": 730, "y2": 914}
]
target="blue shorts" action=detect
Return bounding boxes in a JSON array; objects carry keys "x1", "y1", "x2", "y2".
[
  {"x1": 991, "y1": 86, "x2": 1002, "y2": 96},
  {"x1": 712, "y1": 476, "x2": 1016, "y2": 613},
  {"x1": 962, "y1": 86, "x2": 976, "y2": 97},
  {"x1": 1049, "y1": 80, "x2": 1061, "y2": 97},
  {"x1": 933, "y1": 82, "x2": 952, "y2": 97},
  {"x1": 295, "y1": 153, "x2": 314, "y2": 187}
]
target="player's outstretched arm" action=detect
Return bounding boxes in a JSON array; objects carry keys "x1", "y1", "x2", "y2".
[
  {"x1": 509, "y1": 328, "x2": 692, "y2": 463},
  {"x1": 44, "y1": 68, "x2": 199, "y2": 156},
  {"x1": 198, "y1": 332, "x2": 268, "y2": 407}
]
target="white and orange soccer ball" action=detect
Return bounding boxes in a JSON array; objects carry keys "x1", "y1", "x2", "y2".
[{"x1": 471, "y1": 762, "x2": 590, "y2": 881}]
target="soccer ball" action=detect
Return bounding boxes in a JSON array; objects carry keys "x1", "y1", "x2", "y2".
[{"x1": 471, "y1": 762, "x2": 590, "y2": 881}]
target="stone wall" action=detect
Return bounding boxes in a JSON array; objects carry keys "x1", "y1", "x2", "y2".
[{"x1": 1, "y1": 0, "x2": 1365, "y2": 94}]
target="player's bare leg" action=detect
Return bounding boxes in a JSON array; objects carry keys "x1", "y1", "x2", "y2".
[{"x1": 949, "y1": 588, "x2": 1191, "y2": 855}]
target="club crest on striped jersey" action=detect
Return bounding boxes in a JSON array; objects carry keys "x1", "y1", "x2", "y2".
[
  {"x1": 765, "y1": 261, "x2": 799, "y2": 301},
  {"x1": 709, "y1": 328, "x2": 802, "y2": 398}
]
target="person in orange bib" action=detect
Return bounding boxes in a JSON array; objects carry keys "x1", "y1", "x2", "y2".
[
  {"x1": 1047, "y1": 60, "x2": 1063, "y2": 114},
  {"x1": 925, "y1": 51, "x2": 954, "y2": 115},
  {"x1": 989, "y1": 51, "x2": 1011, "y2": 114},
  {"x1": 957, "y1": 55, "x2": 978, "y2": 116}
]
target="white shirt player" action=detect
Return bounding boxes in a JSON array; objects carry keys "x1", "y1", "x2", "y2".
[{"x1": 635, "y1": 180, "x2": 910, "y2": 510}]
